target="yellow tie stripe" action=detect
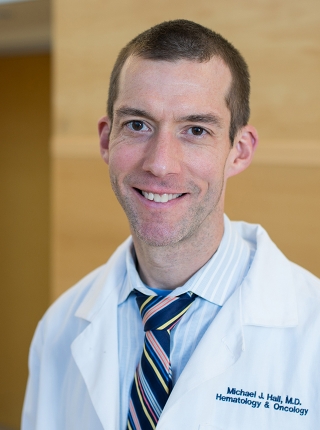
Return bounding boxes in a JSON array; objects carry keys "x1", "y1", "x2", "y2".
[
  {"x1": 134, "y1": 372, "x2": 156, "y2": 429},
  {"x1": 144, "y1": 345, "x2": 169, "y2": 394},
  {"x1": 157, "y1": 302, "x2": 193, "y2": 330}
]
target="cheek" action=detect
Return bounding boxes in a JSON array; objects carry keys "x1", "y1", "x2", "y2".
[
  {"x1": 108, "y1": 144, "x2": 140, "y2": 176},
  {"x1": 185, "y1": 151, "x2": 227, "y2": 185}
]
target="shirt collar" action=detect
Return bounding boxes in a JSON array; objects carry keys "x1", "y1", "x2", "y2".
[{"x1": 119, "y1": 215, "x2": 252, "y2": 306}]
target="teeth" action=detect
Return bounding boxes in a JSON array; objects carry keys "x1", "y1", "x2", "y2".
[{"x1": 141, "y1": 191, "x2": 182, "y2": 202}]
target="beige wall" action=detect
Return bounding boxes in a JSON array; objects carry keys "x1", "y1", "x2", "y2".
[
  {"x1": 226, "y1": 165, "x2": 320, "y2": 276},
  {"x1": 51, "y1": 0, "x2": 320, "y2": 299},
  {"x1": 0, "y1": 55, "x2": 50, "y2": 428}
]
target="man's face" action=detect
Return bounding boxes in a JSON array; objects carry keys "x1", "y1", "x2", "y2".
[{"x1": 101, "y1": 56, "x2": 242, "y2": 247}]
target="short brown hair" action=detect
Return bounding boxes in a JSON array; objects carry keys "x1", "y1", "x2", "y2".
[{"x1": 107, "y1": 19, "x2": 250, "y2": 144}]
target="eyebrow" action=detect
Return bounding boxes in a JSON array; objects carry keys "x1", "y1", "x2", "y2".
[
  {"x1": 115, "y1": 106, "x2": 152, "y2": 120},
  {"x1": 115, "y1": 106, "x2": 223, "y2": 129},
  {"x1": 178, "y1": 114, "x2": 223, "y2": 129}
]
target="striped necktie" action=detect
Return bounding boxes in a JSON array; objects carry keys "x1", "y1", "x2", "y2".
[{"x1": 127, "y1": 290, "x2": 197, "y2": 430}]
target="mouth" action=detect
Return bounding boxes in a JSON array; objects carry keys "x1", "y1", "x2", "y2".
[{"x1": 135, "y1": 188, "x2": 184, "y2": 203}]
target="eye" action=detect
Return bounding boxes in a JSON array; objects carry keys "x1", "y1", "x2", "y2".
[
  {"x1": 127, "y1": 120, "x2": 148, "y2": 131},
  {"x1": 189, "y1": 126, "x2": 207, "y2": 136}
]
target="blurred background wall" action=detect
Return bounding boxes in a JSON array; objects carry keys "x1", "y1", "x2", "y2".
[
  {"x1": 0, "y1": 0, "x2": 319, "y2": 428},
  {"x1": 0, "y1": 54, "x2": 50, "y2": 428},
  {"x1": 0, "y1": 1, "x2": 51, "y2": 427}
]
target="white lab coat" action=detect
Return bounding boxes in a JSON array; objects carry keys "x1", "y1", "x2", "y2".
[{"x1": 22, "y1": 221, "x2": 320, "y2": 430}]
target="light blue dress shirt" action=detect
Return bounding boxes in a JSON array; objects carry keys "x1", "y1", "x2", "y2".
[{"x1": 117, "y1": 215, "x2": 255, "y2": 429}]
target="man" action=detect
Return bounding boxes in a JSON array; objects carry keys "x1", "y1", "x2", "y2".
[{"x1": 22, "y1": 20, "x2": 320, "y2": 430}]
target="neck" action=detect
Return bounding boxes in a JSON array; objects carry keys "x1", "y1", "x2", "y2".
[{"x1": 132, "y1": 216, "x2": 224, "y2": 290}]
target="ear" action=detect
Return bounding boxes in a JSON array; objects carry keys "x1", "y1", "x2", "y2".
[
  {"x1": 98, "y1": 116, "x2": 112, "y2": 164},
  {"x1": 225, "y1": 125, "x2": 258, "y2": 179}
]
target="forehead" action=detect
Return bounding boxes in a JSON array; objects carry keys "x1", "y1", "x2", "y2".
[
  {"x1": 119, "y1": 54, "x2": 232, "y2": 86},
  {"x1": 115, "y1": 56, "x2": 232, "y2": 118}
]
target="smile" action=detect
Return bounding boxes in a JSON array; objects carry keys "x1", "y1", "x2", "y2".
[{"x1": 140, "y1": 190, "x2": 183, "y2": 203}]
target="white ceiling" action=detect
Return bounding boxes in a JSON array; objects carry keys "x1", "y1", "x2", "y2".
[{"x1": 0, "y1": 0, "x2": 50, "y2": 55}]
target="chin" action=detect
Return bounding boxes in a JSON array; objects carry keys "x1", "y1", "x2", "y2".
[
  {"x1": 133, "y1": 229, "x2": 180, "y2": 248},
  {"x1": 131, "y1": 220, "x2": 201, "y2": 248}
]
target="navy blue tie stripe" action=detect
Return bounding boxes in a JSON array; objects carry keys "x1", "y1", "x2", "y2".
[{"x1": 127, "y1": 290, "x2": 197, "y2": 430}]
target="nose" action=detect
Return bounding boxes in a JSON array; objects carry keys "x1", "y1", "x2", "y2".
[{"x1": 142, "y1": 131, "x2": 181, "y2": 177}]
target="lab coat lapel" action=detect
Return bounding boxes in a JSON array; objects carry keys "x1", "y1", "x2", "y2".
[
  {"x1": 71, "y1": 239, "x2": 130, "y2": 430},
  {"x1": 71, "y1": 292, "x2": 119, "y2": 429},
  {"x1": 158, "y1": 287, "x2": 243, "y2": 426}
]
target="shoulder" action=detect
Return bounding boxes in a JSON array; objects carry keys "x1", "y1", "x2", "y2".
[
  {"x1": 43, "y1": 264, "x2": 107, "y2": 330},
  {"x1": 232, "y1": 219, "x2": 320, "y2": 321},
  {"x1": 36, "y1": 237, "x2": 132, "y2": 344},
  {"x1": 232, "y1": 219, "x2": 320, "y2": 287},
  {"x1": 290, "y1": 262, "x2": 320, "y2": 314}
]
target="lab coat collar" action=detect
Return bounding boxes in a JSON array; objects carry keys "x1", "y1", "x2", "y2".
[
  {"x1": 235, "y1": 221, "x2": 299, "y2": 328},
  {"x1": 73, "y1": 222, "x2": 299, "y2": 327},
  {"x1": 74, "y1": 237, "x2": 131, "y2": 321}
]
